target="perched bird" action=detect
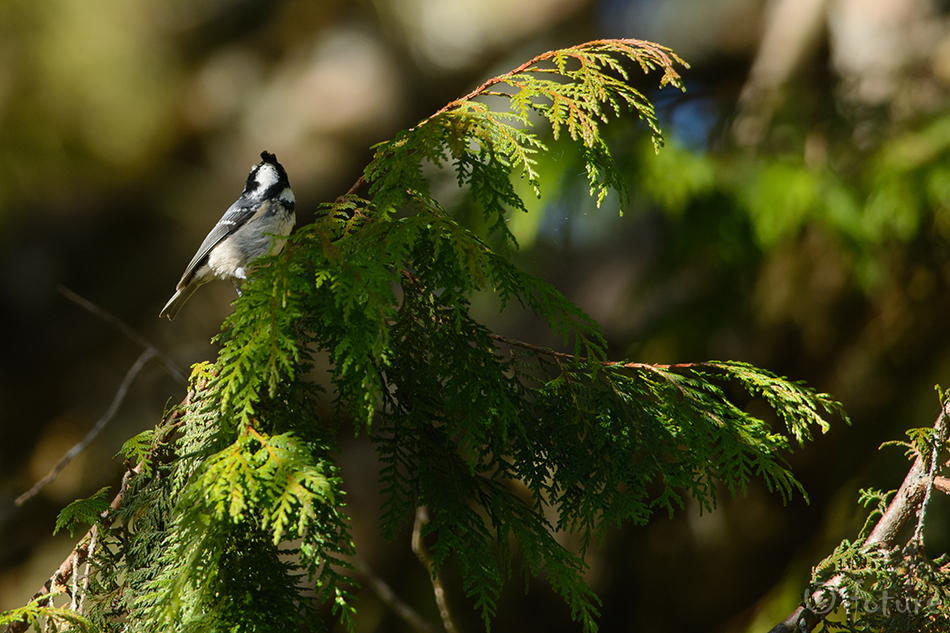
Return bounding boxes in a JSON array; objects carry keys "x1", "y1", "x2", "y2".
[{"x1": 159, "y1": 151, "x2": 296, "y2": 320}]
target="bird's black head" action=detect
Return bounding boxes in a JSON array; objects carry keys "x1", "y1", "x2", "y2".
[{"x1": 243, "y1": 150, "x2": 291, "y2": 199}]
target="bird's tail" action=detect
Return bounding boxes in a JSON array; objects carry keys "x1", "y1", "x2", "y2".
[{"x1": 159, "y1": 281, "x2": 202, "y2": 320}]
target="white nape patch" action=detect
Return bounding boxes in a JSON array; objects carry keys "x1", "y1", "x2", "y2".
[
  {"x1": 280, "y1": 187, "x2": 295, "y2": 203},
  {"x1": 254, "y1": 163, "x2": 280, "y2": 190}
]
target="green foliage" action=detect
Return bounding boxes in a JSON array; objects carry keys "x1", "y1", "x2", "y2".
[
  {"x1": 128, "y1": 329, "x2": 355, "y2": 633},
  {"x1": 54, "y1": 487, "x2": 111, "y2": 537},
  {"x1": 646, "y1": 113, "x2": 950, "y2": 295},
  {"x1": 880, "y1": 426, "x2": 940, "y2": 461},
  {"x1": 529, "y1": 360, "x2": 843, "y2": 541},
  {"x1": 4, "y1": 39, "x2": 850, "y2": 633},
  {"x1": 366, "y1": 38, "x2": 687, "y2": 246},
  {"x1": 711, "y1": 360, "x2": 844, "y2": 445},
  {"x1": 119, "y1": 430, "x2": 153, "y2": 464},
  {"x1": 0, "y1": 595, "x2": 97, "y2": 633}
]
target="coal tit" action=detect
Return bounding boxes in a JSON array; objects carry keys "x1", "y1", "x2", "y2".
[{"x1": 159, "y1": 151, "x2": 296, "y2": 320}]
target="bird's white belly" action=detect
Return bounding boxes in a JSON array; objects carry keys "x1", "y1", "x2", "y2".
[{"x1": 208, "y1": 210, "x2": 294, "y2": 281}]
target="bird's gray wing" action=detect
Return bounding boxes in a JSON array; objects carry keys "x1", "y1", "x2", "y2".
[{"x1": 176, "y1": 199, "x2": 258, "y2": 288}]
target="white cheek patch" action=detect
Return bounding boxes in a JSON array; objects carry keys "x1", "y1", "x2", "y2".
[
  {"x1": 280, "y1": 188, "x2": 295, "y2": 203},
  {"x1": 254, "y1": 163, "x2": 280, "y2": 190}
]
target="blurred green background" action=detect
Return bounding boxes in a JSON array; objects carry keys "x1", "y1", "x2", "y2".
[{"x1": 3, "y1": 0, "x2": 950, "y2": 631}]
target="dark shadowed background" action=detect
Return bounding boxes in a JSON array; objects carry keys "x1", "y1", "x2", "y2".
[{"x1": 3, "y1": 0, "x2": 950, "y2": 631}]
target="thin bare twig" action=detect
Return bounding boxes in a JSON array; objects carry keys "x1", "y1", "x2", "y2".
[
  {"x1": 910, "y1": 424, "x2": 943, "y2": 550},
  {"x1": 78, "y1": 524, "x2": 98, "y2": 614},
  {"x1": 5, "y1": 328, "x2": 195, "y2": 632},
  {"x1": 412, "y1": 506, "x2": 460, "y2": 633},
  {"x1": 17, "y1": 288, "x2": 189, "y2": 505},
  {"x1": 57, "y1": 285, "x2": 187, "y2": 384},
  {"x1": 69, "y1": 549, "x2": 79, "y2": 612},
  {"x1": 487, "y1": 331, "x2": 701, "y2": 372},
  {"x1": 353, "y1": 556, "x2": 440, "y2": 633},
  {"x1": 426, "y1": 38, "x2": 682, "y2": 121},
  {"x1": 16, "y1": 348, "x2": 157, "y2": 506}
]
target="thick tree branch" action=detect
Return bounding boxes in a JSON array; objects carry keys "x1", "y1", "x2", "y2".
[{"x1": 768, "y1": 401, "x2": 950, "y2": 633}]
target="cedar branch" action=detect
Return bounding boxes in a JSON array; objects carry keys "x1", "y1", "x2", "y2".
[{"x1": 767, "y1": 400, "x2": 950, "y2": 633}]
